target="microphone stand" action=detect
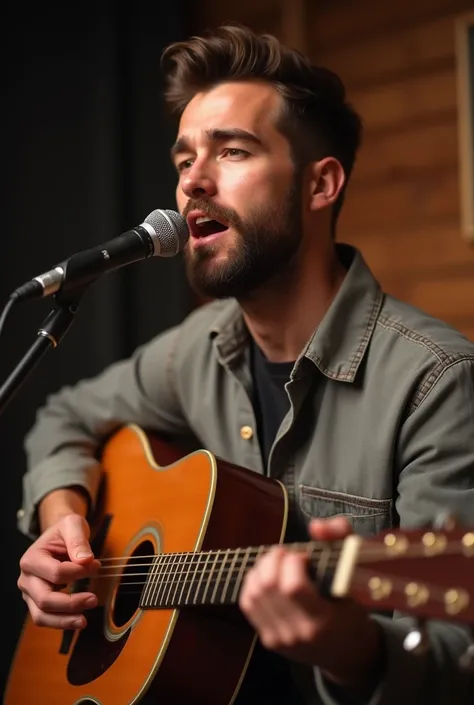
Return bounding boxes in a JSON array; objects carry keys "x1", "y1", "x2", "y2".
[{"x1": 0, "y1": 287, "x2": 87, "y2": 417}]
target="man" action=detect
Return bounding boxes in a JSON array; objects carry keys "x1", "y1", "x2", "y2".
[{"x1": 15, "y1": 23, "x2": 474, "y2": 705}]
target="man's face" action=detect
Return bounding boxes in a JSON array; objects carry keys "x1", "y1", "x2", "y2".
[{"x1": 172, "y1": 80, "x2": 304, "y2": 299}]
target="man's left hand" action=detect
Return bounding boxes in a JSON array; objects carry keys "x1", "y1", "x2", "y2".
[{"x1": 239, "y1": 516, "x2": 384, "y2": 691}]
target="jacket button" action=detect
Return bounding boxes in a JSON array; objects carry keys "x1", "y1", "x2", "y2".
[
  {"x1": 16, "y1": 508, "x2": 25, "y2": 519},
  {"x1": 240, "y1": 425, "x2": 254, "y2": 440}
]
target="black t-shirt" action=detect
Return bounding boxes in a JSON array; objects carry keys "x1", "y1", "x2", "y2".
[
  {"x1": 250, "y1": 339, "x2": 294, "y2": 470},
  {"x1": 235, "y1": 339, "x2": 306, "y2": 704}
]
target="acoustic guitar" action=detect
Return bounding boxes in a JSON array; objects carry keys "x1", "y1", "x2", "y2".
[{"x1": 4, "y1": 424, "x2": 474, "y2": 705}]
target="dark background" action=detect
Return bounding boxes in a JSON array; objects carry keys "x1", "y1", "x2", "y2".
[{"x1": 1, "y1": 3, "x2": 195, "y2": 697}]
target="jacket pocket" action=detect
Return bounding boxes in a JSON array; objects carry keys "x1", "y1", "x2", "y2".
[{"x1": 299, "y1": 484, "x2": 393, "y2": 536}]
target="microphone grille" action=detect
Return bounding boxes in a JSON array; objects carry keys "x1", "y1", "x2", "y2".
[{"x1": 143, "y1": 209, "x2": 189, "y2": 257}]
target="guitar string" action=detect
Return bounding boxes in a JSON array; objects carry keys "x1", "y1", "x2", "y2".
[
  {"x1": 84, "y1": 566, "x2": 469, "y2": 611},
  {"x1": 96, "y1": 541, "x2": 345, "y2": 563},
  {"x1": 90, "y1": 540, "x2": 471, "y2": 577}
]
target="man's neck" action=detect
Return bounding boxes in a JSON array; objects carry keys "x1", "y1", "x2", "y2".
[{"x1": 240, "y1": 246, "x2": 347, "y2": 363}]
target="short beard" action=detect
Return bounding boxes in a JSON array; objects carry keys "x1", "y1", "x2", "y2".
[{"x1": 183, "y1": 174, "x2": 303, "y2": 300}]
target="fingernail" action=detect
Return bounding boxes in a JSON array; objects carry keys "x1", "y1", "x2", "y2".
[
  {"x1": 85, "y1": 596, "x2": 97, "y2": 608},
  {"x1": 76, "y1": 550, "x2": 92, "y2": 559},
  {"x1": 72, "y1": 619, "x2": 84, "y2": 629}
]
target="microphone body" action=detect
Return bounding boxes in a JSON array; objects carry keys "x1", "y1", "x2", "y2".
[{"x1": 13, "y1": 209, "x2": 188, "y2": 302}]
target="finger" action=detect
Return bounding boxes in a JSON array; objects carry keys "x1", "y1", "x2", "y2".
[
  {"x1": 279, "y1": 552, "x2": 318, "y2": 602},
  {"x1": 21, "y1": 574, "x2": 98, "y2": 614},
  {"x1": 308, "y1": 516, "x2": 353, "y2": 541},
  {"x1": 20, "y1": 549, "x2": 100, "y2": 586},
  {"x1": 254, "y1": 546, "x2": 285, "y2": 589},
  {"x1": 239, "y1": 547, "x2": 284, "y2": 627},
  {"x1": 59, "y1": 515, "x2": 95, "y2": 564},
  {"x1": 24, "y1": 594, "x2": 88, "y2": 631}
]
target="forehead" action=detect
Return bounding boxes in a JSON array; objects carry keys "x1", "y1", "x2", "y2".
[{"x1": 177, "y1": 81, "x2": 285, "y2": 142}]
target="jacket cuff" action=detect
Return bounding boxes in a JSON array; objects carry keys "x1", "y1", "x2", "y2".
[
  {"x1": 314, "y1": 613, "x2": 471, "y2": 705},
  {"x1": 18, "y1": 451, "x2": 102, "y2": 539}
]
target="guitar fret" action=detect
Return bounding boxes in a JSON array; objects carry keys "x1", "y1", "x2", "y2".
[
  {"x1": 140, "y1": 559, "x2": 152, "y2": 608},
  {"x1": 141, "y1": 543, "x2": 332, "y2": 610},
  {"x1": 153, "y1": 554, "x2": 172, "y2": 607},
  {"x1": 201, "y1": 550, "x2": 220, "y2": 605},
  {"x1": 168, "y1": 552, "x2": 187, "y2": 607},
  {"x1": 178, "y1": 552, "x2": 196, "y2": 606},
  {"x1": 210, "y1": 549, "x2": 230, "y2": 604},
  {"x1": 221, "y1": 548, "x2": 240, "y2": 604},
  {"x1": 193, "y1": 551, "x2": 211, "y2": 605},
  {"x1": 184, "y1": 552, "x2": 201, "y2": 605},
  {"x1": 141, "y1": 553, "x2": 163, "y2": 608},
  {"x1": 231, "y1": 547, "x2": 251, "y2": 603},
  {"x1": 161, "y1": 553, "x2": 181, "y2": 607}
]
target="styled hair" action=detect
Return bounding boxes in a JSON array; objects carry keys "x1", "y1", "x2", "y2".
[{"x1": 161, "y1": 24, "x2": 363, "y2": 228}]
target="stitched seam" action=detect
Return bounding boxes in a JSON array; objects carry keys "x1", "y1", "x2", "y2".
[
  {"x1": 409, "y1": 356, "x2": 474, "y2": 414},
  {"x1": 377, "y1": 315, "x2": 448, "y2": 363},
  {"x1": 301, "y1": 509, "x2": 389, "y2": 520},
  {"x1": 348, "y1": 289, "x2": 384, "y2": 378},
  {"x1": 299, "y1": 484, "x2": 392, "y2": 509},
  {"x1": 308, "y1": 290, "x2": 384, "y2": 381}
]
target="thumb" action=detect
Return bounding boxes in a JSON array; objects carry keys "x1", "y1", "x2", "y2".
[{"x1": 59, "y1": 514, "x2": 95, "y2": 564}]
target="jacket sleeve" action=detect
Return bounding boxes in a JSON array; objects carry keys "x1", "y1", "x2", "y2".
[
  {"x1": 18, "y1": 324, "x2": 190, "y2": 539},
  {"x1": 314, "y1": 356, "x2": 474, "y2": 704}
]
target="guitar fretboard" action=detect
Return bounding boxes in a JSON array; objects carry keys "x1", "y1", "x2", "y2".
[{"x1": 139, "y1": 543, "x2": 335, "y2": 609}]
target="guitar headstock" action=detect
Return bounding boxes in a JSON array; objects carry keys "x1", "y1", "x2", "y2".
[{"x1": 332, "y1": 525, "x2": 474, "y2": 625}]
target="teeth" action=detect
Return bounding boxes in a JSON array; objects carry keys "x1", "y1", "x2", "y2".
[{"x1": 196, "y1": 216, "x2": 213, "y2": 225}]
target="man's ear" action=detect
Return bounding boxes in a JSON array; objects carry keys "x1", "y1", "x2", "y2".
[{"x1": 307, "y1": 157, "x2": 346, "y2": 213}]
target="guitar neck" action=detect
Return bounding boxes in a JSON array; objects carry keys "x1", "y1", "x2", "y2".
[
  {"x1": 139, "y1": 541, "x2": 334, "y2": 610},
  {"x1": 136, "y1": 528, "x2": 474, "y2": 626}
]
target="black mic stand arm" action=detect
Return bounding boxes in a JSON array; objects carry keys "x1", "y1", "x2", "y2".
[{"x1": 0, "y1": 287, "x2": 88, "y2": 417}]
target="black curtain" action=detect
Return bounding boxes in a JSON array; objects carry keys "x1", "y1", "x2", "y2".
[{"x1": 1, "y1": 3, "x2": 192, "y2": 696}]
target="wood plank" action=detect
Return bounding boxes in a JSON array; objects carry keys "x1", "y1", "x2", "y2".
[
  {"x1": 188, "y1": 0, "x2": 281, "y2": 34},
  {"x1": 340, "y1": 222, "x2": 474, "y2": 276},
  {"x1": 353, "y1": 116, "x2": 458, "y2": 183},
  {"x1": 339, "y1": 165, "x2": 460, "y2": 233},
  {"x1": 349, "y1": 67, "x2": 458, "y2": 133},
  {"x1": 452, "y1": 323, "x2": 474, "y2": 341},
  {"x1": 307, "y1": 0, "x2": 474, "y2": 52},
  {"x1": 455, "y1": 11, "x2": 474, "y2": 242},
  {"x1": 352, "y1": 268, "x2": 474, "y2": 336},
  {"x1": 311, "y1": 16, "x2": 457, "y2": 91},
  {"x1": 399, "y1": 274, "x2": 474, "y2": 321}
]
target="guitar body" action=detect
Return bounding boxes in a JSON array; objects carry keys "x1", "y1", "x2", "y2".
[{"x1": 5, "y1": 425, "x2": 288, "y2": 705}]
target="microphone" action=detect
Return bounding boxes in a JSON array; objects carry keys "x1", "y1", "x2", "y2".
[{"x1": 11, "y1": 208, "x2": 189, "y2": 302}]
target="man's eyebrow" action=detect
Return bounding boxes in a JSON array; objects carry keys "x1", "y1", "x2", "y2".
[{"x1": 170, "y1": 128, "x2": 263, "y2": 160}]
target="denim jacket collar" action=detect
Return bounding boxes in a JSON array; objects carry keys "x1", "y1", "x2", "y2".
[{"x1": 208, "y1": 244, "x2": 384, "y2": 383}]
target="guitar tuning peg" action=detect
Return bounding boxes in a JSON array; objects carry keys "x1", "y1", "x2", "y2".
[
  {"x1": 459, "y1": 642, "x2": 474, "y2": 672},
  {"x1": 432, "y1": 511, "x2": 459, "y2": 531},
  {"x1": 403, "y1": 620, "x2": 430, "y2": 655}
]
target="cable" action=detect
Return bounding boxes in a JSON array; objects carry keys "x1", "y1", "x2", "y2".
[{"x1": 0, "y1": 295, "x2": 18, "y2": 340}]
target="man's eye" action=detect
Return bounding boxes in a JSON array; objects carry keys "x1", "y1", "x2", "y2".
[
  {"x1": 222, "y1": 148, "x2": 248, "y2": 158},
  {"x1": 177, "y1": 158, "x2": 194, "y2": 172}
]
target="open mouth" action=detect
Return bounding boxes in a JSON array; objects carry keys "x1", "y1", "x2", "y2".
[{"x1": 191, "y1": 215, "x2": 229, "y2": 239}]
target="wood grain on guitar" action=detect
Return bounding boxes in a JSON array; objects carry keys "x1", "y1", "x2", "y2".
[{"x1": 4, "y1": 424, "x2": 474, "y2": 704}]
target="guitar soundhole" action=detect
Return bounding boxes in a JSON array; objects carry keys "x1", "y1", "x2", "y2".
[{"x1": 112, "y1": 539, "x2": 154, "y2": 627}]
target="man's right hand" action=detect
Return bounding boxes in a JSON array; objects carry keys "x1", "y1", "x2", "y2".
[{"x1": 17, "y1": 513, "x2": 100, "y2": 631}]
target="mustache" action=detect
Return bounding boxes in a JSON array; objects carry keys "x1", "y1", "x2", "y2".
[{"x1": 182, "y1": 198, "x2": 242, "y2": 228}]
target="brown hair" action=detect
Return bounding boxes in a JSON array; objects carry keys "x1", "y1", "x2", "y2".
[{"x1": 161, "y1": 24, "x2": 363, "y2": 228}]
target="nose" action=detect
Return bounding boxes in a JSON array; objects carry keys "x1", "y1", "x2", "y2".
[{"x1": 180, "y1": 160, "x2": 217, "y2": 200}]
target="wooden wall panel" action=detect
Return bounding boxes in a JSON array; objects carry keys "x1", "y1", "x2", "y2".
[
  {"x1": 307, "y1": 0, "x2": 474, "y2": 337},
  {"x1": 188, "y1": 0, "x2": 474, "y2": 338}
]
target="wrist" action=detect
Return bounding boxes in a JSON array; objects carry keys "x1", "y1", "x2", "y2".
[
  {"x1": 321, "y1": 618, "x2": 386, "y2": 695},
  {"x1": 38, "y1": 486, "x2": 89, "y2": 532}
]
